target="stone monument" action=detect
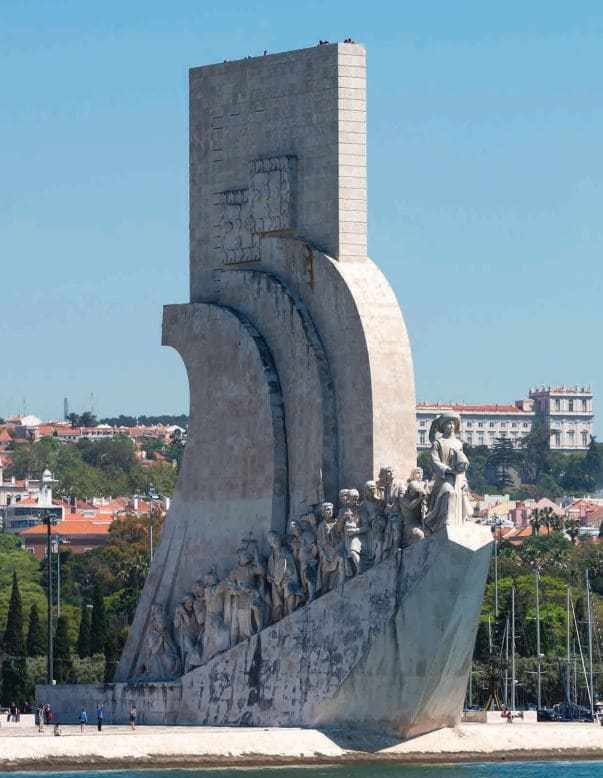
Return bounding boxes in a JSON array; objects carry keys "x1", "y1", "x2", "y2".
[{"x1": 37, "y1": 43, "x2": 492, "y2": 738}]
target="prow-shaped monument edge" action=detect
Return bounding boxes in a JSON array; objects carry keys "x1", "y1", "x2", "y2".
[{"x1": 36, "y1": 43, "x2": 493, "y2": 736}]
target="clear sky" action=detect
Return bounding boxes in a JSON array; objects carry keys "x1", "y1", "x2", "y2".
[{"x1": 2, "y1": 1, "x2": 602, "y2": 432}]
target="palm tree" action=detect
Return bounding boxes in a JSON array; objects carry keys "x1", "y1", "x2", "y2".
[
  {"x1": 529, "y1": 509, "x2": 544, "y2": 536},
  {"x1": 564, "y1": 518, "x2": 581, "y2": 544}
]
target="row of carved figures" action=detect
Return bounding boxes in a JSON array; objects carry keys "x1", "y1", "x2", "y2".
[{"x1": 140, "y1": 413, "x2": 473, "y2": 680}]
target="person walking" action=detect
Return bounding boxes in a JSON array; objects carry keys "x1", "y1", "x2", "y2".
[
  {"x1": 79, "y1": 707, "x2": 88, "y2": 733},
  {"x1": 96, "y1": 703, "x2": 104, "y2": 732},
  {"x1": 129, "y1": 704, "x2": 137, "y2": 731},
  {"x1": 36, "y1": 704, "x2": 44, "y2": 732}
]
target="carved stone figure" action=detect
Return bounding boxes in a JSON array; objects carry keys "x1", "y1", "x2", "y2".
[
  {"x1": 343, "y1": 508, "x2": 368, "y2": 577},
  {"x1": 192, "y1": 578, "x2": 207, "y2": 633},
  {"x1": 359, "y1": 480, "x2": 386, "y2": 565},
  {"x1": 173, "y1": 593, "x2": 203, "y2": 672},
  {"x1": 315, "y1": 502, "x2": 345, "y2": 593},
  {"x1": 289, "y1": 518, "x2": 318, "y2": 603},
  {"x1": 200, "y1": 567, "x2": 230, "y2": 662},
  {"x1": 266, "y1": 530, "x2": 303, "y2": 620},
  {"x1": 378, "y1": 466, "x2": 404, "y2": 557},
  {"x1": 227, "y1": 547, "x2": 265, "y2": 644},
  {"x1": 145, "y1": 604, "x2": 181, "y2": 680},
  {"x1": 424, "y1": 413, "x2": 472, "y2": 533},
  {"x1": 399, "y1": 480, "x2": 426, "y2": 548}
]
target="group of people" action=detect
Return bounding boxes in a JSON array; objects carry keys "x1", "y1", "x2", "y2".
[
  {"x1": 140, "y1": 412, "x2": 472, "y2": 680},
  {"x1": 76, "y1": 703, "x2": 137, "y2": 732}
]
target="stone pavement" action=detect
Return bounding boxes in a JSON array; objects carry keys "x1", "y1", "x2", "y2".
[{"x1": 1, "y1": 720, "x2": 603, "y2": 770}]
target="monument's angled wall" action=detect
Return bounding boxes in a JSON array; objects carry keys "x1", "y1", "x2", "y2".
[{"x1": 39, "y1": 526, "x2": 492, "y2": 737}]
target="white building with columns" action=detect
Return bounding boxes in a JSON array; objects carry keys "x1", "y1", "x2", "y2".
[{"x1": 417, "y1": 385, "x2": 593, "y2": 452}]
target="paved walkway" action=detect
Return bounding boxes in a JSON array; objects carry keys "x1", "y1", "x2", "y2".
[{"x1": 0, "y1": 720, "x2": 602, "y2": 770}]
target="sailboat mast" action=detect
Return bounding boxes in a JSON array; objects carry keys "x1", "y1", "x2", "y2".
[
  {"x1": 586, "y1": 569, "x2": 594, "y2": 720},
  {"x1": 511, "y1": 585, "x2": 516, "y2": 711},
  {"x1": 536, "y1": 570, "x2": 542, "y2": 709},
  {"x1": 504, "y1": 616, "x2": 509, "y2": 707}
]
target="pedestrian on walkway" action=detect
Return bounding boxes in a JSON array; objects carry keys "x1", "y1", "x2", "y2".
[
  {"x1": 129, "y1": 704, "x2": 137, "y2": 731},
  {"x1": 36, "y1": 704, "x2": 44, "y2": 732},
  {"x1": 96, "y1": 703, "x2": 104, "y2": 731},
  {"x1": 79, "y1": 707, "x2": 88, "y2": 733}
]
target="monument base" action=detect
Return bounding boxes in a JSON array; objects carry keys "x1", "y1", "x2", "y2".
[{"x1": 37, "y1": 523, "x2": 491, "y2": 737}]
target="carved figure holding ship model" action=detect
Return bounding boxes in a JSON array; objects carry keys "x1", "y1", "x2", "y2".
[{"x1": 424, "y1": 413, "x2": 472, "y2": 533}]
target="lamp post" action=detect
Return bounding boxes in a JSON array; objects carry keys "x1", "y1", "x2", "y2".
[
  {"x1": 147, "y1": 483, "x2": 159, "y2": 563},
  {"x1": 51, "y1": 536, "x2": 70, "y2": 618},
  {"x1": 42, "y1": 510, "x2": 58, "y2": 684}
]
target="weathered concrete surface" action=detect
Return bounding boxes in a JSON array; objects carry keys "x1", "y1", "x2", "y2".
[
  {"x1": 13, "y1": 721, "x2": 603, "y2": 771},
  {"x1": 40, "y1": 525, "x2": 492, "y2": 737}
]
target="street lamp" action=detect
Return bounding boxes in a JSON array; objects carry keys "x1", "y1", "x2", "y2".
[
  {"x1": 147, "y1": 483, "x2": 160, "y2": 563},
  {"x1": 51, "y1": 535, "x2": 70, "y2": 618},
  {"x1": 41, "y1": 510, "x2": 58, "y2": 685}
]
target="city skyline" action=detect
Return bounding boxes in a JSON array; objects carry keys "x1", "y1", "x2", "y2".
[{"x1": 3, "y1": 2, "x2": 602, "y2": 434}]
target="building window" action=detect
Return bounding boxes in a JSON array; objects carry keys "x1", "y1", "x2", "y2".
[
  {"x1": 523, "y1": 422, "x2": 529, "y2": 428},
  {"x1": 419, "y1": 420, "x2": 425, "y2": 427},
  {"x1": 511, "y1": 422, "x2": 517, "y2": 428},
  {"x1": 501, "y1": 422, "x2": 507, "y2": 429},
  {"x1": 478, "y1": 422, "x2": 483, "y2": 428},
  {"x1": 466, "y1": 433, "x2": 473, "y2": 444},
  {"x1": 554, "y1": 399, "x2": 560, "y2": 411},
  {"x1": 568, "y1": 399, "x2": 574, "y2": 412},
  {"x1": 478, "y1": 433, "x2": 484, "y2": 444},
  {"x1": 466, "y1": 421, "x2": 473, "y2": 428},
  {"x1": 552, "y1": 430, "x2": 560, "y2": 447},
  {"x1": 489, "y1": 422, "x2": 495, "y2": 428},
  {"x1": 581, "y1": 431, "x2": 589, "y2": 447},
  {"x1": 419, "y1": 431, "x2": 426, "y2": 445},
  {"x1": 582, "y1": 399, "x2": 588, "y2": 411},
  {"x1": 488, "y1": 432, "x2": 496, "y2": 444}
]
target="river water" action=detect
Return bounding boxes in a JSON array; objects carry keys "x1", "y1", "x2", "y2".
[{"x1": 3, "y1": 765, "x2": 603, "y2": 777}]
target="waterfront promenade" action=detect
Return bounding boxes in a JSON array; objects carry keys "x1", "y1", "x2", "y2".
[{"x1": 0, "y1": 718, "x2": 602, "y2": 770}]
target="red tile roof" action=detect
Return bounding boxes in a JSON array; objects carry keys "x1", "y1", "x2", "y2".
[{"x1": 21, "y1": 520, "x2": 112, "y2": 537}]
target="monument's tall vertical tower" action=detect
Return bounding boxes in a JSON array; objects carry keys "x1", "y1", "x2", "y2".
[
  {"x1": 41, "y1": 44, "x2": 493, "y2": 739},
  {"x1": 117, "y1": 44, "x2": 415, "y2": 681}
]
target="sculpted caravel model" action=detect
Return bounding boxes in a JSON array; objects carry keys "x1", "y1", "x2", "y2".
[{"x1": 37, "y1": 43, "x2": 493, "y2": 738}]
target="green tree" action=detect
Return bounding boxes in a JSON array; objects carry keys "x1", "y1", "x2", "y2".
[
  {"x1": 517, "y1": 427, "x2": 553, "y2": 484},
  {"x1": 103, "y1": 631, "x2": 123, "y2": 682},
  {"x1": 26, "y1": 602, "x2": 45, "y2": 657},
  {"x1": 1, "y1": 572, "x2": 27, "y2": 704},
  {"x1": 564, "y1": 518, "x2": 581, "y2": 544},
  {"x1": 90, "y1": 582, "x2": 108, "y2": 653},
  {"x1": 79, "y1": 411, "x2": 97, "y2": 428},
  {"x1": 581, "y1": 436, "x2": 602, "y2": 492},
  {"x1": 53, "y1": 614, "x2": 74, "y2": 683},
  {"x1": 487, "y1": 437, "x2": 516, "y2": 490},
  {"x1": 76, "y1": 603, "x2": 91, "y2": 658},
  {"x1": 67, "y1": 412, "x2": 81, "y2": 429}
]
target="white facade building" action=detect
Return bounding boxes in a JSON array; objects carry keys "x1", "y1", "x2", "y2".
[{"x1": 417, "y1": 385, "x2": 593, "y2": 451}]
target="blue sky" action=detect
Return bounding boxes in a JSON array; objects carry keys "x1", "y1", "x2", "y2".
[{"x1": 2, "y1": 1, "x2": 602, "y2": 432}]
